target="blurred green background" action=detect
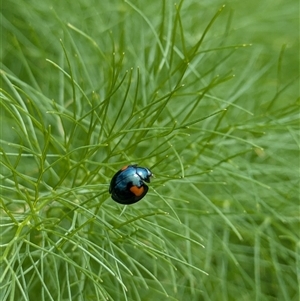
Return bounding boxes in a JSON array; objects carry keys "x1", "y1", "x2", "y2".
[{"x1": 1, "y1": 0, "x2": 299, "y2": 300}]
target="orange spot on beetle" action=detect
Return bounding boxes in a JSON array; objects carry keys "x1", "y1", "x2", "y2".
[
  {"x1": 121, "y1": 165, "x2": 128, "y2": 171},
  {"x1": 130, "y1": 186, "x2": 144, "y2": 196}
]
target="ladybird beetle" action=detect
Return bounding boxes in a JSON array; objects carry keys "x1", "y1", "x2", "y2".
[{"x1": 109, "y1": 165, "x2": 153, "y2": 205}]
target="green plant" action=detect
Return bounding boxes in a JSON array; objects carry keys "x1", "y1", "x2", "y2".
[{"x1": 1, "y1": 0, "x2": 299, "y2": 300}]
